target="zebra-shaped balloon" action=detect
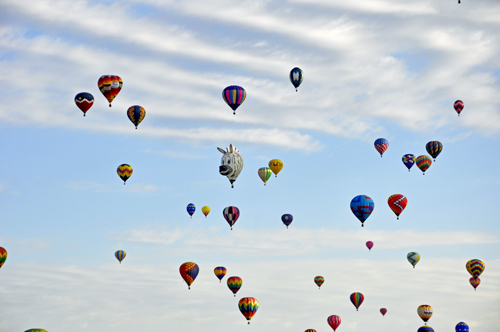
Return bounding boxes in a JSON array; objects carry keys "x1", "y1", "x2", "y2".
[{"x1": 218, "y1": 144, "x2": 244, "y2": 188}]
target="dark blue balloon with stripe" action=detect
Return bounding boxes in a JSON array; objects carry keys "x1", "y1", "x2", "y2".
[
  {"x1": 289, "y1": 67, "x2": 303, "y2": 91},
  {"x1": 281, "y1": 214, "x2": 293, "y2": 228},
  {"x1": 187, "y1": 203, "x2": 196, "y2": 218}
]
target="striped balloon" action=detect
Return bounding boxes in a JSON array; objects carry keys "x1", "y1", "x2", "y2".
[
  {"x1": 466, "y1": 259, "x2": 485, "y2": 278},
  {"x1": 223, "y1": 206, "x2": 240, "y2": 230},
  {"x1": 350, "y1": 292, "x2": 364, "y2": 311},
  {"x1": 258, "y1": 167, "x2": 272, "y2": 185},
  {"x1": 304, "y1": 329, "x2": 317, "y2": 332},
  {"x1": 417, "y1": 304, "x2": 433, "y2": 323},
  {"x1": 98, "y1": 75, "x2": 122, "y2": 107},
  {"x1": 456, "y1": 322, "x2": 469, "y2": 332},
  {"x1": 0, "y1": 247, "x2": 7, "y2": 269},
  {"x1": 374, "y1": 138, "x2": 389, "y2": 157},
  {"x1": 426, "y1": 141, "x2": 443, "y2": 161},
  {"x1": 290, "y1": 67, "x2": 303, "y2": 91},
  {"x1": 222, "y1": 85, "x2": 246, "y2": 115},
  {"x1": 469, "y1": 277, "x2": 480, "y2": 291},
  {"x1": 407, "y1": 252, "x2": 420, "y2": 268},
  {"x1": 24, "y1": 330, "x2": 48, "y2": 332},
  {"x1": 327, "y1": 315, "x2": 341, "y2": 331},
  {"x1": 314, "y1": 276, "x2": 324, "y2": 289},
  {"x1": 387, "y1": 194, "x2": 408, "y2": 220},
  {"x1": 238, "y1": 297, "x2": 259, "y2": 324},
  {"x1": 127, "y1": 105, "x2": 146, "y2": 129},
  {"x1": 214, "y1": 266, "x2": 227, "y2": 283},
  {"x1": 454, "y1": 100, "x2": 464, "y2": 116},
  {"x1": 416, "y1": 155, "x2": 432, "y2": 174},
  {"x1": 117, "y1": 164, "x2": 133, "y2": 184},
  {"x1": 74, "y1": 92, "x2": 94, "y2": 116},
  {"x1": 115, "y1": 250, "x2": 126, "y2": 264},
  {"x1": 227, "y1": 276, "x2": 242, "y2": 296},
  {"x1": 179, "y1": 262, "x2": 199, "y2": 289},
  {"x1": 281, "y1": 214, "x2": 293, "y2": 229},
  {"x1": 418, "y1": 326, "x2": 434, "y2": 332}
]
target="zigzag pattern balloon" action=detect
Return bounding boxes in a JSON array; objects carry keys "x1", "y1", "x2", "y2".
[
  {"x1": 407, "y1": 252, "x2": 420, "y2": 268},
  {"x1": 179, "y1": 262, "x2": 199, "y2": 289},
  {"x1": 466, "y1": 259, "x2": 485, "y2": 278}
]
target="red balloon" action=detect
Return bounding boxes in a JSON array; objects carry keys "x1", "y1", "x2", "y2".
[
  {"x1": 366, "y1": 241, "x2": 374, "y2": 251},
  {"x1": 380, "y1": 308, "x2": 387, "y2": 316},
  {"x1": 327, "y1": 315, "x2": 341, "y2": 331}
]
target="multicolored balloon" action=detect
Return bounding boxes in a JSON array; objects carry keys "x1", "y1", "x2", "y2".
[
  {"x1": 387, "y1": 194, "x2": 408, "y2": 220},
  {"x1": 417, "y1": 304, "x2": 433, "y2": 324},
  {"x1": 456, "y1": 322, "x2": 469, "y2": 332},
  {"x1": 227, "y1": 276, "x2": 242, "y2": 296},
  {"x1": 24, "y1": 329, "x2": 48, "y2": 332},
  {"x1": 127, "y1": 105, "x2": 146, "y2": 129},
  {"x1": 327, "y1": 315, "x2": 341, "y2": 331},
  {"x1": 223, "y1": 206, "x2": 240, "y2": 230},
  {"x1": 407, "y1": 252, "x2": 420, "y2": 268},
  {"x1": 454, "y1": 100, "x2": 464, "y2": 116},
  {"x1": 187, "y1": 203, "x2": 196, "y2": 218},
  {"x1": 374, "y1": 138, "x2": 389, "y2": 157},
  {"x1": 281, "y1": 214, "x2": 293, "y2": 228},
  {"x1": 416, "y1": 155, "x2": 432, "y2": 175},
  {"x1": 117, "y1": 164, "x2": 133, "y2": 184},
  {"x1": 469, "y1": 277, "x2": 480, "y2": 291},
  {"x1": 222, "y1": 85, "x2": 246, "y2": 115},
  {"x1": 268, "y1": 159, "x2": 283, "y2": 177},
  {"x1": 380, "y1": 308, "x2": 387, "y2": 316},
  {"x1": 238, "y1": 297, "x2": 259, "y2": 324},
  {"x1": 314, "y1": 276, "x2": 324, "y2": 289},
  {"x1": 179, "y1": 262, "x2": 199, "y2": 289},
  {"x1": 418, "y1": 326, "x2": 434, "y2": 332},
  {"x1": 402, "y1": 154, "x2": 415, "y2": 172},
  {"x1": 115, "y1": 250, "x2": 126, "y2": 264},
  {"x1": 290, "y1": 67, "x2": 303, "y2": 92},
  {"x1": 350, "y1": 195, "x2": 374, "y2": 227},
  {"x1": 258, "y1": 167, "x2": 272, "y2": 186},
  {"x1": 74, "y1": 92, "x2": 94, "y2": 116},
  {"x1": 426, "y1": 141, "x2": 443, "y2": 161},
  {"x1": 98, "y1": 75, "x2": 122, "y2": 107},
  {"x1": 466, "y1": 259, "x2": 485, "y2": 278},
  {"x1": 0, "y1": 247, "x2": 7, "y2": 269},
  {"x1": 350, "y1": 292, "x2": 364, "y2": 311},
  {"x1": 366, "y1": 241, "x2": 374, "y2": 251},
  {"x1": 214, "y1": 266, "x2": 227, "y2": 283},
  {"x1": 304, "y1": 330, "x2": 317, "y2": 332},
  {"x1": 202, "y1": 206, "x2": 211, "y2": 218}
]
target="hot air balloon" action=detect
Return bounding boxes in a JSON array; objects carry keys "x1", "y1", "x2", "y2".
[
  {"x1": 402, "y1": 154, "x2": 415, "y2": 172},
  {"x1": 350, "y1": 292, "x2": 364, "y2": 311},
  {"x1": 466, "y1": 259, "x2": 485, "y2": 278},
  {"x1": 0, "y1": 247, "x2": 7, "y2": 269},
  {"x1": 290, "y1": 67, "x2": 303, "y2": 92},
  {"x1": 117, "y1": 164, "x2": 133, "y2": 184},
  {"x1": 238, "y1": 297, "x2": 259, "y2": 324},
  {"x1": 202, "y1": 206, "x2": 211, "y2": 218},
  {"x1": 304, "y1": 330, "x2": 317, "y2": 332},
  {"x1": 218, "y1": 144, "x2": 244, "y2": 188},
  {"x1": 407, "y1": 252, "x2": 420, "y2": 268},
  {"x1": 24, "y1": 330, "x2": 48, "y2": 332},
  {"x1": 388, "y1": 194, "x2": 408, "y2": 220},
  {"x1": 115, "y1": 250, "x2": 126, "y2": 264},
  {"x1": 268, "y1": 159, "x2": 283, "y2": 177},
  {"x1": 426, "y1": 141, "x2": 443, "y2": 161},
  {"x1": 366, "y1": 241, "x2": 374, "y2": 251},
  {"x1": 223, "y1": 85, "x2": 246, "y2": 115},
  {"x1": 454, "y1": 100, "x2": 464, "y2": 116},
  {"x1": 187, "y1": 203, "x2": 196, "y2": 218},
  {"x1": 258, "y1": 167, "x2": 272, "y2": 185},
  {"x1": 469, "y1": 277, "x2": 480, "y2": 291},
  {"x1": 98, "y1": 75, "x2": 122, "y2": 107},
  {"x1": 223, "y1": 206, "x2": 240, "y2": 230},
  {"x1": 374, "y1": 138, "x2": 389, "y2": 157},
  {"x1": 417, "y1": 305, "x2": 433, "y2": 324},
  {"x1": 74, "y1": 92, "x2": 94, "y2": 116},
  {"x1": 416, "y1": 155, "x2": 432, "y2": 175},
  {"x1": 456, "y1": 322, "x2": 469, "y2": 332},
  {"x1": 282, "y1": 214, "x2": 293, "y2": 228},
  {"x1": 327, "y1": 315, "x2": 341, "y2": 331},
  {"x1": 127, "y1": 105, "x2": 146, "y2": 129},
  {"x1": 380, "y1": 308, "x2": 387, "y2": 316},
  {"x1": 350, "y1": 195, "x2": 374, "y2": 227},
  {"x1": 418, "y1": 326, "x2": 434, "y2": 332},
  {"x1": 314, "y1": 276, "x2": 324, "y2": 289},
  {"x1": 214, "y1": 266, "x2": 227, "y2": 283},
  {"x1": 179, "y1": 262, "x2": 199, "y2": 289},
  {"x1": 227, "y1": 276, "x2": 242, "y2": 296}
]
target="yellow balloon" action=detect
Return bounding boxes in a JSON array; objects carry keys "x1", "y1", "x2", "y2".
[
  {"x1": 202, "y1": 206, "x2": 211, "y2": 218},
  {"x1": 268, "y1": 159, "x2": 283, "y2": 177}
]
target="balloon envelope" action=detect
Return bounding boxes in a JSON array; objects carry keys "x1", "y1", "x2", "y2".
[
  {"x1": 202, "y1": 206, "x2": 211, "y2": 217},
  {"x1": 380, "y1": 308, "x2": 387, "y2": 316},
  {"x1": 314, "y1": 276, "x2": 324, "y2": 288},
  {"x1": 268, "y1": 159, "x2": 283, "y2": 177},
  {"x1": 418, "y1": 326, "x2": 434, "y2": 332},
  {"x1": 350, "y1": 292, "x2": 364, "y2": 311},
  {"x1": 407, "y1": 252, "x2": 420, "y2": 268},
  {"x1": 258, "y1": 167, "x2": 272, "y2": 185},
  {"x1": 374, "y1": 138, "x2": 389, "y2": 157},
  {"x1": 350, "y1": 195, "x2": 374, "y2": 227},
  {"x1": 187, "y1": 203, "x2": 196, "y2": 218},
  {"x1": 469, "y1": 277, "x2": 480, "y2": 290},
  {"x1": 214, "y1": 266, "x2": 227, "y2": 282},
  {"x1": 454, "y1": 100, "x2": 464, "y2": 116},
  {"x1": 227, "y1": 276, "x2": 242, "y2": 296},
  {"x1": 416, "y1": 155, "x2": 432, "y2": 174},
  {"x1": 281, "y1": 214, "x2": 293, "y2": 228},
  {"x1": 290, "y1": 67, "x2": 303, "y2": 91},
  {"x1": 0, "y1": 247, "x2": 7, "y2": 269},
  {"x1": 223, "y1": 206, "x2": 240, "y2": 230},
  {"x1": 426, "y1": 141, "x2": 443, "y2": 161},
  {"x1": 127, "y1": 105, "x2": 146, "y2": 129},
  {"x1": 222, "y1": 85, "x2": 246, "y2": 114},
  {"x1": 466, "y1": 259, "x2": 485, "y2": 278},
  {"x1": 74, "y1": 92, "x2": 94, "y2": 116},
  {"x1": 388, "y1": 194, "x2": 408, "y2": 219},
  {"x1": 115, "y1": 250, "x2": 126, "y2": 264},
  {"x1": 402, "y1": 154, "x2": 415, "y2": 171},
  {"x1": 456, "y1": 322, "x2": 469, "y2": 332},
  {"x1": 417, "y1": 304, "x2": 433, "y2": 323},
  {"x1": 327, "y1": 315, "x2": 341, "y2": 331},
  {"x1": 179, "y1": 262, "x2": 199, "y2": 289},
  {"x1": 117, "y1": 164, "x2": 133, "y2": 184},
  {"x1": 366, "y1": 241, "x2": 374, "y2": 251},
  {"x1": 25, "y1": 330, "x2": 49, "y2": 332},
  {"x1": 238, "y1": 297, "x2": 259, "y2": 324},
  {"x1": 98, "y1": 75, "x2": 122, "y2": 106}
]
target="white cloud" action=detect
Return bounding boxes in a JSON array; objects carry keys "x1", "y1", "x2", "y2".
[{"x1": 67, "y1": 181, "x2": 162, "y2": 193}]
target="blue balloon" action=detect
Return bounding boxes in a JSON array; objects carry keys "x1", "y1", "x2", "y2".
[
  {"x1": 417, "y1": 327, "x2": 434, "y2": 332},
  {"x1": 281, "y1": 214, "x2": 293, "y2": 228},
  {"x1": 402, "y1": 154, "x2": 416, "y2": 172},
  {"x1": 456, "y1": 322, "x2": 469, "y2": 332},
  {"x1": 350, "y1": 195, "x2": 374, "y2": 227},
  {"x1": 187, "y1": 203, "x2": 196, "y2": 218},
  {"x1": 289, "y1": 67, "x2": 303, "y2": 91}
]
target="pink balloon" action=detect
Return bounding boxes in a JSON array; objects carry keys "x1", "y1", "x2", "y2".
[
  {"x1": 380, "y1": 308, "x2": 387, "y2": 316},
  {"x1": 366, "y1": 241, "x2": 374, "y2": 251}
]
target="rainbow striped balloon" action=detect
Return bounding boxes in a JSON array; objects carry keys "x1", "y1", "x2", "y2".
[
  {"x1": 350, "y1": 292, "x2": 364, "y2": 311},
  {"x1": 238, "y1": 297, "x2": 259, "y2": 324},
  {"x1": 115, "y1": 250, "x2": 126, "y2": 264},
  {"x1": 214, "y1": 266, "x2": 227, "y2": 283},
  {"x1": 314, "y1": 276, "x2": 324, "y2": 289},
  {"x1": 416, "y1": 155, "x2": 432, "y2": 174},
  {"x1": 387, "y1": 194, "x2": 408, "y2": 220},
  {"x1": 98, "y1": 75, "x2": 122, "y2": 107},
  {"x1": 227, "y1": 276, "x2": 242, "y2": 296},
  {"x1": 180, "y1": 262, "x2": 199, "y2": 289},
  {"x1": 222, "y1": 85, "x2": 246, "y2": 115},
  {"x1": 0, "y1": 247, "x2": 7, "y2": 269},
  {"x1": 466, "y1": 259, "x2": 485, "y2": 279},
  {"x1": 117, "y1": 164, "x2": 133, "y2": 184},
  {"x1": 426, "y1": 141, "x2": 443, "y2": 161}
]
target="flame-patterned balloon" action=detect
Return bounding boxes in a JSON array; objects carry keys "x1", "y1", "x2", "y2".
[
  {"x1": 214, "y1": 266, "x2": 227, "y2": 283},
  {"x1": 350, "y1": 195, "x2": 374, "y2": 227},
  {"x1": 466, "y1": 259, "x2": 485, "y2": 278},
  {"x1": 456, "y1": 322, "x2": 469, "y2": 332},
  {"x1": 281, "y1": 214, "x2": 293, "y2": 229},
  {"x1": 258, "y1": 167, "x2": 272, "y2": 186},
  {"x1": 407, "y1": 252, "x2": 420, "y2": 268},
  {"x1": 0, "y1": 247, "x2": 7, "y2": 269},
  {"x1": 227, "y1": 276, "x2": 242, "y2": 296},
  {"x1": 327, "y1": 315, "x2": 341, "y2": 331},
  {"x1": 222, "y1": 85, "x2": 246, "y2": 115},
  {"x1": 350, "y1": 292, "x2": 364, "y2": 311},
  {"x1": 269, "y1": 159, "x2": 283, "y2": 177},
  {"x1": 366, "y1": 241, "x2": 374, "y2": 251},
  {"x1": 74, "y1": 92, "x2": 94, "y2": 116},
  {"x1": 416, "y1": 155, "x2": 432, "y2": 175},
  {"x1": 402, "y1": 154, "x2": 416, "y2": 172},
  {"x1": 238, "y1": 297, "x2": 259, "y2": 324},
  {"x1": 469, "y1": 277, "x2": 480, "y2": 291},
  {"x1": 380, "y1": 308, "x2": 387, "y2": 316},
  {"x1": 417, "y1": 305, "x2": 433, "y2": 324},
  {"x1": 179, "y1": 262, "x2": 199, "y2": 289},
  {"x1": 426, "y1": 141, "x2": 443, "y2": 162},
  {"x1": 115, "y1": 250, "x2": 126, "y2": 264},
  {"x1": 374, "y1": 138, "x2": 389, "y2": 157},
  {"x1": 387, "y1": 194, "x2": 408, "y2": 220},
  {"x1": 98, "y1": 75, "x2": 122, "y2": 107},
  {"x1": 314, "y1": 276, "x2": 324, "y2": 289},
  {"x1": 290, "y1": 67, "x2": 303, "y2": 92},
  {"x1": 127, "y1": 105, "x2": 146, "y2": 129},
  {"x1": 454, "y1": 100, "x2": 464, "y2": 116},
  {"x1": 117, "y1": 164, "x2": 133, "y2": 184},
  {"x1": 202, "y1": 206, "x2": 211, "y2": 218}
]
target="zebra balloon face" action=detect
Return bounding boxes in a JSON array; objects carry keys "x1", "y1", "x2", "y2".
[{"x1": 218, "y1": 144, "x2": 244, "y2": 188}]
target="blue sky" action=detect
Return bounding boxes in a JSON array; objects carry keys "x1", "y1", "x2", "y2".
[{"x1": 0, "y1": 0, "x2": 499, "y2": 331}]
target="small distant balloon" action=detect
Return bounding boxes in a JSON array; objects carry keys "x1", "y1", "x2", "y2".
[
  {"x1": 227, "y1": 276, "x2": 243, "y2": 297},
  {"x1": 127, "y1": 105, "x2": 146, "y2": 129},
  {"x1": 115, "y1": 250, "x2": 126, "y2": 264},
  {"x1": 290, "y1": 67, "x2": 303, "y2": 92},
  {"x1": 179, "y1": 262, "x2": 199, "y2": 290},
  {"x1": 268, "y1": 159, "x2": 283, "y2": 177},
  {"x1": 418, "y1": 326, "x2": 434, "y2": 332},
  {"x1": 202, "y1": 206, "x2": 211, "y2": 218},
  {"x1": 374, "y1": 138, "x2": 389, "y2": 157},
  {"x1": 223, "y1": 206, "x2": 240, "y2": 230},
  {"x1": 304, "y1": 330, "x2": 317, "y2": 332},
  {"x1": 24, "y1": 330, "x2": 49, "y2": 332},
  {"x1": 281, "y1": 214, "x2": 293, "y2": 228},
  {"x1": 456, "y1": 322, "x2": 469, "y2": 332},
  {"x1": 98, "y1": 75, "x2": 122, "y2": 107},
  {"x1": 426, "y1": 141, "x2": 443, "y2": 161},
  {"x1": 327, "y1": 315, "x2": 341, "y2": 331},
  {"x1": 314, "y1": 276, "x2": 324, "y2": 289},
  {"x1": 469, "y1": 277, "x2": 480, "y2": 291},
  {"x1": 366, "y1": 241, "x2": 374, "y2": 251},
  {"x1": 223, "y1": 85, "x2": 246, "y2": 115},
  {"x1": 350, "y1": 195, "x2": 374, "y2": 227},
  {"x1": 350, "y1": 292, "x2": 364, "y2": 311},
  {"x1": 0, "y1": 247, "x2": 7, "y2": 269},
  {"x1": 74, "y1": 92, "x2": 94, "y2": 116},
  {"x1": 258, "y1": 167, "x2": 272, "y2": 185},
  {"x1": 387, "y1": 194, "x2": 408, "y2": 220},
  {"x1": 466, "y1": 259, "x2": 485, "y2": 278},
  {"x1": 238, "y1": 297, "x2": 259, "y2": 324},
  {"x1": 214, "y1": 266, "x2": 227, "y2": 283},
  {"x1": 402, "y1": 154, "x2": 415, "y2": 172},
  {"x1": 380, "y1": 308, "x2": 387, "y2": 316},
  {"x1": 407, "y1": 252, "x2": 420, "y2": 268},
  {"x1": 454, "y1": 100, "x2": 464, "y2": 116},
  {"x1": 416, "y1": 155, "x2": 432, "y2": 175},
  {"x1": 187, "y1": 203, "x2": 196, "y2": 218},
  {"x1": 117, "y1": 164, "x2": 133, "y2": 184},
  {"x1": 417, "y1": 304, "x2": 433, "y2": 324}
]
